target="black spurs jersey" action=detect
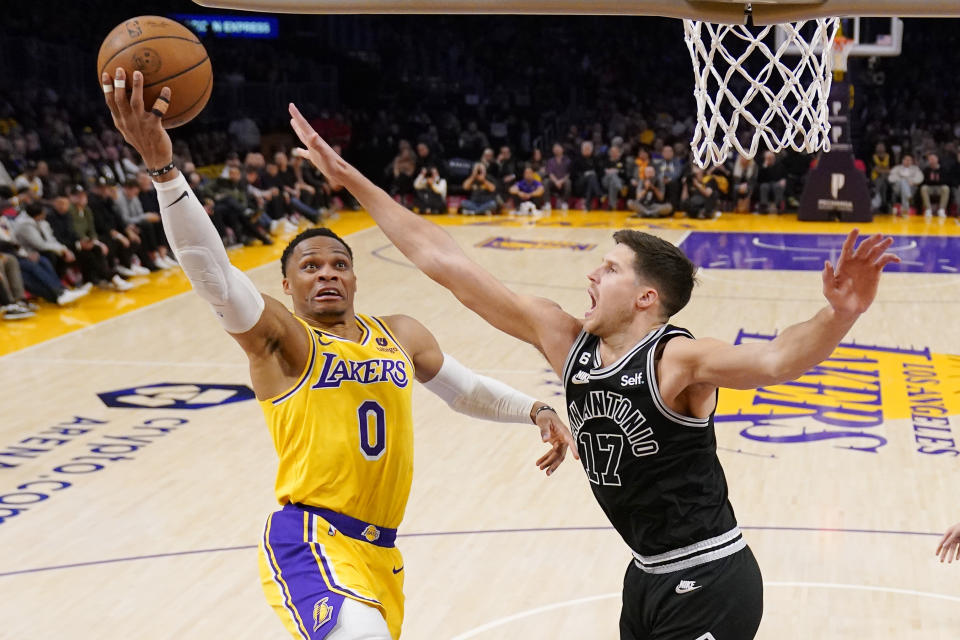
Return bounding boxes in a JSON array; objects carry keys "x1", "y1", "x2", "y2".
[{"x1": 562, "y1": 324, "x2": 744, "y2": 574}]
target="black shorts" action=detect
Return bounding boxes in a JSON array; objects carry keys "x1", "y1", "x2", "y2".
[{"x1": 619, "y1": 546, "x2": 763, "y2": 640}]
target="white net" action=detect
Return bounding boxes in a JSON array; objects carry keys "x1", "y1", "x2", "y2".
[{"x1": 683, "y1": 17, "x2": 841, "y2": 168}]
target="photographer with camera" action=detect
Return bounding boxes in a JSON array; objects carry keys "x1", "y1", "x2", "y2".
[
  {"x1": 461, "y1": 162, "x2": 498, "y2": 215},
  {"x1": 413, "y1": 165, "x2": 448, "y2": 214},
  {"x1": 627, "y1": 166, "x2": 673, "y2": 219}
]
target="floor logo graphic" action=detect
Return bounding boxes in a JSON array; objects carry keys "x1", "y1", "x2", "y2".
[
  {"x1": 98, "y1": 383, "x2": 255, "y2": 410},
  {"x1": 716, "y1": 330, "x2": 960, "y2": 456},
  {"x1": 476, "y1": 236, "x2": 596, "y2": 251},
  {"x1": 680, "y1": 231, "x2": 959, "y2": 274}
]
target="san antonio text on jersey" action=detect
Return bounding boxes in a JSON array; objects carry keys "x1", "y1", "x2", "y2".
[{"x1": 562, "y1": 324, "x2": 744, "y2": 574}]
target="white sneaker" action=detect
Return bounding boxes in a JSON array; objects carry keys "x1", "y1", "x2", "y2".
[
  {"x1": 924, "y1": 208, "x2": 933, "y2": 218},
  {"x1": 158, "y1": 256, "x2": 177, "y2": 269},
  {"x1": 79, "y1": 282, "x2": 94, "y2": 293},
  {"x1": 560, "y1": 202, "x2": 569, "y2": 212},
  {"x1": 111, "y1": 275, "x2": 134, "y2": 291},
  {"x1": 938, "y1": 209, "x2": 947, "y2": 218},
  {"x1": 2, "y1": 303, "x2": 34, "y2": 319},
  {"x1": 57, "y1": 288, "x2": 87, "y2": 305},
  {"x1": 283, "y1": 219, "x2": 299, "y2": 234},
  {"x1": 116, "y1": 265, "x2": 136, "y2": 277},
  {"x1": 269, "y1": 219, "x2": 281, "y2": 233},
  {"x1": 131, "y1": 264, "x2": 151, "y2": 275}
]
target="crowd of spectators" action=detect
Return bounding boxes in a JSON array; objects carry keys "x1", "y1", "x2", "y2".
[{"x1": 3, "y1": 8, "x2": 960, "y2": 321}]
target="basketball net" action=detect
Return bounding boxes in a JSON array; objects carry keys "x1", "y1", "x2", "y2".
[{"x1": 683, "y1": 17, "x2": 841, "y2": 168}]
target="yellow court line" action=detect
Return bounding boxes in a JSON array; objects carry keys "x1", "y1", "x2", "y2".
[{"x1": 1, "y1": 210, "x2": 956, "y2": 357}]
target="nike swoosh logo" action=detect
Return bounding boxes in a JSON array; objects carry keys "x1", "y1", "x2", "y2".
[
  {"x1": 675, "y1": 585, "x2": 703, "y2": 594},
  {"x1": 166, "y1": 190, "x2": 189, "y2": 207},
  {"x1": 392, "y1": 566, "x2": 404, "y2": 574}
]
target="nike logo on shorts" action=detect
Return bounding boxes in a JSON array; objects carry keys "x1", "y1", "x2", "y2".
[
  {"x1": 675, "y1": 579, "x2": 703, "y2": 594},
  {"x1": 392, "y1": 565, "x2": 404, "y2": 574}
]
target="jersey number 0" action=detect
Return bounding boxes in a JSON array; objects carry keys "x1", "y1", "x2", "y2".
[{"x1": 358, "y1": 400, "x2": 386, "y2": 460}]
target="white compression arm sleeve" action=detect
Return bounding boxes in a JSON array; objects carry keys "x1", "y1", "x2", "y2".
[
  {"x1": 155, "y1": 173, "x2": 264, "y2": 333},
  {"x1": 422, "y1": 353, "x2": 537, "y2": 424}
]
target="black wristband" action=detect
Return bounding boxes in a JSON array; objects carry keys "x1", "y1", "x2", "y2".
[
  {"x1": 147, "y1": 162, "x2": 176, "y2": 178},
  {"x1": 533, "y1": 404, "x2": 556, "y2": 423}
]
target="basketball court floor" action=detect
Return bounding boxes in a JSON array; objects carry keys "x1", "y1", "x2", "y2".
[{"x1": 0, "y1": 209, "x2": 958, "y2": 638}]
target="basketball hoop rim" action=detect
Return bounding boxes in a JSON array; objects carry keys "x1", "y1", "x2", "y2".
[{"x1": 192, "y1": 0, "x2": 960, "y2": 23}]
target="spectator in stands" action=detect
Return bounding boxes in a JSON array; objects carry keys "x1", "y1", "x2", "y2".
[
  {"x1": 388, "y1": 141, "x2": 417, "y2": 199},
  {"x1": 265, "y1": 159, "x2": 317, "y2": 224},
  {"x1": 114, "y1": 179, "x2": 177, "y2": 269},
  {"x1": 287, "y1": 153, "x2": 327, "y2": 223},
  {"x1": 12, "y1": 203, "x2": 77, "y2": 279},
  {"x1": 756, "y1": 151, "x2": 787, "y2": 214},
  {"x1": 211, "y1": 166, "x2": 273, "y2": 246},
  {"x1": 731, "y1": 154, "x2": 758, "y2": 213},
  {"x1": 460, "y1": 162, "x2": 498, "y2": 215},
  {"x1": 220, "y1": 151, "x2": 242, "y2": 179},
  {"x1": 292, "y1": 152, "x2": 332, "y2": 214},
  {"x1": 870, "y1": 143, "x2": 892, "y2": 213},
  {"x1": 627, "y1": 166, "x2": 672, "y2": 219},
  {"x1": 529, "y1": 148, "x2": 545, "y2": 179},
  {"x1": 98, "y1": 145, "x2": 138, "y2": 185},
  {"x1": 88, "y1": 178, "x2": 150, "y2": 275},
  {"x1": 480, "y1": 147, "x2": 499, "y2": 180},
  {"x1": 246, "y1": 163, "x2": 294, "y2": 233},
  {"x1": 629, "y1": 148, "x2": 652, "y2": 193},
  {"x1": 413, "y1": 165, "x2": 448, "y2": 214},
  {"x1": 57, "y1": 190, "x2": 131, "y2": 291},
  {"x1": 654, "y1": 144, "x2": 684, "y2": 207},
  {"x1": 0, "y1": 215, "x2": 87, "y2": 307},
  {"x1": 134, "y1": 171, "x2": 177, "y2": 263},
  {"x1": 573, "y1": 141, "x2": 602, "y2": 210},
  {"x1": 67, "y1": 185, "x2": 134, "y2": 289},
  {"x1": 920, "y1": 153, "x2": 950, "y2": 218},
  {"x1": 680, "y1": 166, "x2": 719, "y2": 219},
  {"x1": 545, "y1": 143, "x2": 572, "y2": 211},
  {"x1": 509, "y1": 165, "x2": 545, "y2": 214},
  {"x1": 495, "y1": 146, "x2": 518, "y2": 197},
  {"x1": 0, "y1": 251, "x2": 35, "y2": 318},
  {"x1": 14, "y1": 160, "x2": 43, "y2": 199},
  {"x1": 415, "y1": 142, "x2": 442, "y2": 174},
  {"x1": 888, "y1": 153, "x2": 924, "y2": 216},
  {"x1": 601, "y1": 145, "x2": 628, "y2": 210}
]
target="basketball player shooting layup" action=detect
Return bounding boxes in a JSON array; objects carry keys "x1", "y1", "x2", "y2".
[
  {"x1": 287, "y1": 104, "x2": 902, "y2": 639},
  {"x1": 101, "y1": 69, "x2": 579, "y2": 640}
]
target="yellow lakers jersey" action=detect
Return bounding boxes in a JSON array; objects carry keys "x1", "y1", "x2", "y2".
[{"x1": 260, "y1": 314, "x2": 415, "y2": 529}]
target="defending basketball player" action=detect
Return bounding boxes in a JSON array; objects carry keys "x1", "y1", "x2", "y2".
[
  {"x1": 288, "y1": 104, "x2": 902, "y2": 639},
  {"x1": 101, "y1": 68, "x2": 577, "y2": 640}
]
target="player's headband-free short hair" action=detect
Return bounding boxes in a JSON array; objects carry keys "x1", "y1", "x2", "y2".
[{"x1": 281, "y1": 227, "x2": 354, "y2": 277}]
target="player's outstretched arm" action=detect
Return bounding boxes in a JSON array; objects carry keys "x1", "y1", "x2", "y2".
[
  {"x1": 664, "y1": 229, "x2": 901, "y2": 391},
  {"x1": 102, "y1": 69, "x2": 309, "y2": 393},
  {"x1": 288, "y1": 104, "x2": 582, "y2": 375},
  {"x1": 936, "y1": 523, "x2": 960, "y2": 563},
  {"x1": 385, "y1": 314, "x2": 578, "y2": 475}
]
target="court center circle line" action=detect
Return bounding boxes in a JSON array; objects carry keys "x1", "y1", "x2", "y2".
[{"x1": 448, "y1": 583, "x2": 960, "y2": 639}]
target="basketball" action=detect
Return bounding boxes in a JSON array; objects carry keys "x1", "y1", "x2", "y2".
[{"x1": 97, "y1": 16, "x2": 212, "y2": 129}]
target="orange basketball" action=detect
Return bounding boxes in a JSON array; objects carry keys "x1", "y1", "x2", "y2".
[{"x1": 97, "y1": 16, "x2": 213, "y2": 129}]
